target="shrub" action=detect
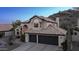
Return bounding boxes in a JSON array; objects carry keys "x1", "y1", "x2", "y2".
[
  {"x1": 8, "y1": 36, "x2": 14, "y2": 45},
  {"x1": 21, "y1": 34, "x2": 25, "y2": 42},
  {"x1": 0, "y1": 32, "x2": 4, "y2": 38}
]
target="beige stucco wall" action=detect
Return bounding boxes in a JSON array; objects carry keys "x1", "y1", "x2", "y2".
[
  {"x1": 25, "y1": 33, "x2": 66, "y2": 47},
  {"x1": 15, "y1": 26, "x2": 21, "y2": 36},
  {"x1": 15, "y1": 17, "x2": 66, "y2": 47},
  {"x1": 15, "y1": 17, "x2": 57, "y2": 34},
  {"x1": 25, "y1": 33, "x2": 29, "y2": 42},
  {"x1": 27, "y1": 17, "x2": 50, "y2": 30},
  {"x1": 58, "y1": 36, "x2": 66, "y2": 47},
  {"x1": 72, "y1": 30, "x2": 79, "y2": 41},
  {"x1": 5, "y1": 31, "x2": 14, "y2": 37},
  {"x1": 30, "y1": 17, "x2": 42, "y2": 30},
  {"x1": 25, "y1": 17, "x2": 66, "y2": 47}
]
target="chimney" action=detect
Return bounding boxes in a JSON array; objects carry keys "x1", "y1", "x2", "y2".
[{"x1": 56, "y1": 17, "x2": 59, "y2": 27}]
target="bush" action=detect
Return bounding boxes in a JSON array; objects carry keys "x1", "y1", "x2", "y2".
[
  {"x1": 61, "y1": 40, "x2": 67, "y2": 51},
  {"x1": 8, "y1": 36, "x2": 14, "y2": 45},
  {"x1": 21, "y1": 34, "x2": 25, "y2": 42},
  {"x1": 9, "y1": 42, "x2": 13, "y2": 45}
]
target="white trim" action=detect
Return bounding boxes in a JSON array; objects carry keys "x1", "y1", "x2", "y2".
[
  {"x1": 25, "y1": 34, "x2": 29, "y2": 42},
  {"x1": 36, "y1": 34, "x2": 38, "y2": 45}
]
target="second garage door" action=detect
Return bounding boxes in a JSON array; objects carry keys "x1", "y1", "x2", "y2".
[{"x1": 29, "y1": 34, "x2": 58, "y2": 45}]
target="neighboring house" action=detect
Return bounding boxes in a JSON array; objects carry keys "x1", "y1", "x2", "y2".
[
  {"x1": 72, "y1": 18, "x2": 79, "y2": 42},
  {"x1": 0, "y1": 24, "x2": 13, "y2": 37},
  {"x1": 0, "y1": 24, "x2": 13, "y2": 48},
  {"x1": 15, "y1": 15, "x2": 67, "y2": 47},
  {"x1": 15, "y1": 26, "x2": 22, "y2": 38}
]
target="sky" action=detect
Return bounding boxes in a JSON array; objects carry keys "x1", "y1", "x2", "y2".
[{"x1": 0, "y1": 7, "x2": 72, "y2": 24}]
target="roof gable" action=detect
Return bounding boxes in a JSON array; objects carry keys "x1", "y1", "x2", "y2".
[
  {"x1": 26, "y1": 23, "x2": 67, "y2": 36},
  {"x1": 26, "y1": 15, "x2": 57, "y2": 24}
]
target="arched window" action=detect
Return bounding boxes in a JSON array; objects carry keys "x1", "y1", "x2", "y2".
[
  {"x1": 23, "y1": 25, "x2": 28, "y2": 29},
  {"x1": 74, "y1": 32, "x2": 77, "y2": 35},
  {"x1": 48, "y1": 24, "x2": 52, "y2": 27},
  {"x1": 17, "y1": 32, "x2": 19, "y2": 35},
  {"x1": 34, "y1": 23, "x2": 39, "y2": 28},
  {"x1": 16, "y1": 29, "x2": 19, "y2": 35},
  {"x1": 23, "y1": 25, "x2": 28, "y2": 32},
  {"x1": 17, "y1": 29, "x2": 19, "y2": 31}
]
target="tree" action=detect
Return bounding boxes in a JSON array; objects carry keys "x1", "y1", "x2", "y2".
[
  {"x1": 12, "y1": 20, "x2": 21, "y2": 29},
  {"x1": 66, "y1": 24, "x2": 72, "y2": 51},
  {"x1": 73, "y1": 7, "x2": 79, "y2": 10},
  {"x1": 66, "y1": 21, "x2": 79, "y2": 51},
  {"x1": 15, "y1": 20, "x2": 21, "y2": 26}
]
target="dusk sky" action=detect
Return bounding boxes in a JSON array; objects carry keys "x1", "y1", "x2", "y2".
[{"x1": 0, "y1": 7, "x2": 72, "y2": 24}]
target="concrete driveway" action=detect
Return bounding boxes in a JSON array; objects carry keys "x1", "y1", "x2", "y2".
[{"x1": 12, "y1": 42, "x2": 62, "y2": 51}]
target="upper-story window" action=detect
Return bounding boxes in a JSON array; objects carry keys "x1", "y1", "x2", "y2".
[
  {"x1": 74, "y1": 32, "x2": 77, "y2": 35},
  {"x1": 23, "y1": 25, "x2": 28, "y2": 29},
  {"x1": 34, "y1": 23, "x2": 39, "y2": 28},
  {"x1": 24, "y1": 25, "x2": 27, "y2": 27},
  {"x1": 16, "y1": 29, "x2": 19, "y2": 35},
  {"x1": 16, "y1": 29, "x2": 19, "y2": 32}
]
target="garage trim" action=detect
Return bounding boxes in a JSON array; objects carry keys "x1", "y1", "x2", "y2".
[{"x1": 29, "y1": 34, "x2": 58, "y2": 45}]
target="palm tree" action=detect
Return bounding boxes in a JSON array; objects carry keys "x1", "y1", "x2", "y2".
[{"x1": 11, "y1": 20, "x2": 21, "y2": 39}]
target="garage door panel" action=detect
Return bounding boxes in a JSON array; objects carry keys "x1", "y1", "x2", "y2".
[
  {"x1": 29, "y1": 35, "x2": 36, "y2": 42},
  {"x1": 29, "y1": 34, "x2": 58, "y2": 45},
  {"x1": 38, "y1": 35, "x2": 58, "y2": 45}
]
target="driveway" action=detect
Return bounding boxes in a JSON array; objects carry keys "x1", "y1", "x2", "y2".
[{"x1": 12, "y1": 42, "x2": 62, "y2": 51}]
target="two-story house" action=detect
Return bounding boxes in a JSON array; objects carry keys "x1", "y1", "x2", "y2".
[{"x1": 15, "y1": 15, "x2": 67, "y2": 47}]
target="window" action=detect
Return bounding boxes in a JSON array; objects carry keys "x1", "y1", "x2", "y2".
[
  {"x1": 74, "y1": 32, "x2": 77, "y2": 35},
  {"x1": 23, "y1": 25, "x2": 28, "y2": 29},
  {"x1": 34, "y1": 23, "x2": 39, "y2": 28},
  {"x1": 24, "y1": 25, "x2": 27, "y2": 27},
  {"x1": 17, "y1": 29, "x2": 19, "y2": 31},
  {"x1": 17, "y1": 32, "x2": 19, "y2": 35}
]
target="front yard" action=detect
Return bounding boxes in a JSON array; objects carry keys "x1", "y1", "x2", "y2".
[{"x1": 0, "y1": 37, "x2": 24, "y2": 51}]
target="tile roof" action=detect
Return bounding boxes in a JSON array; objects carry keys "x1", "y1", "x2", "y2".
[
  {"x1": 0, "y1": 24, "x2": 13, "y2": 32},
  {"x1": 26, "y1": 25, "x2": 66, "y2": 36},
  {"x1": 20, "y1": 15, "x2": 66, "y2": 36},
  {"x1": 21, "y1": 20, "x2": 29, "y2": 24},
  {"x1": 22, "y1": 15, "x2": 57, "y2": 24},
  {"x1": 38, "y1": 16, "x2": 56, "y2": 23}
]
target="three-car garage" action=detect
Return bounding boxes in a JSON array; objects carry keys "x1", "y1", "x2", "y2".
[{"x1": 29, "y1": 34, "x2": 58, "y2": 45}]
